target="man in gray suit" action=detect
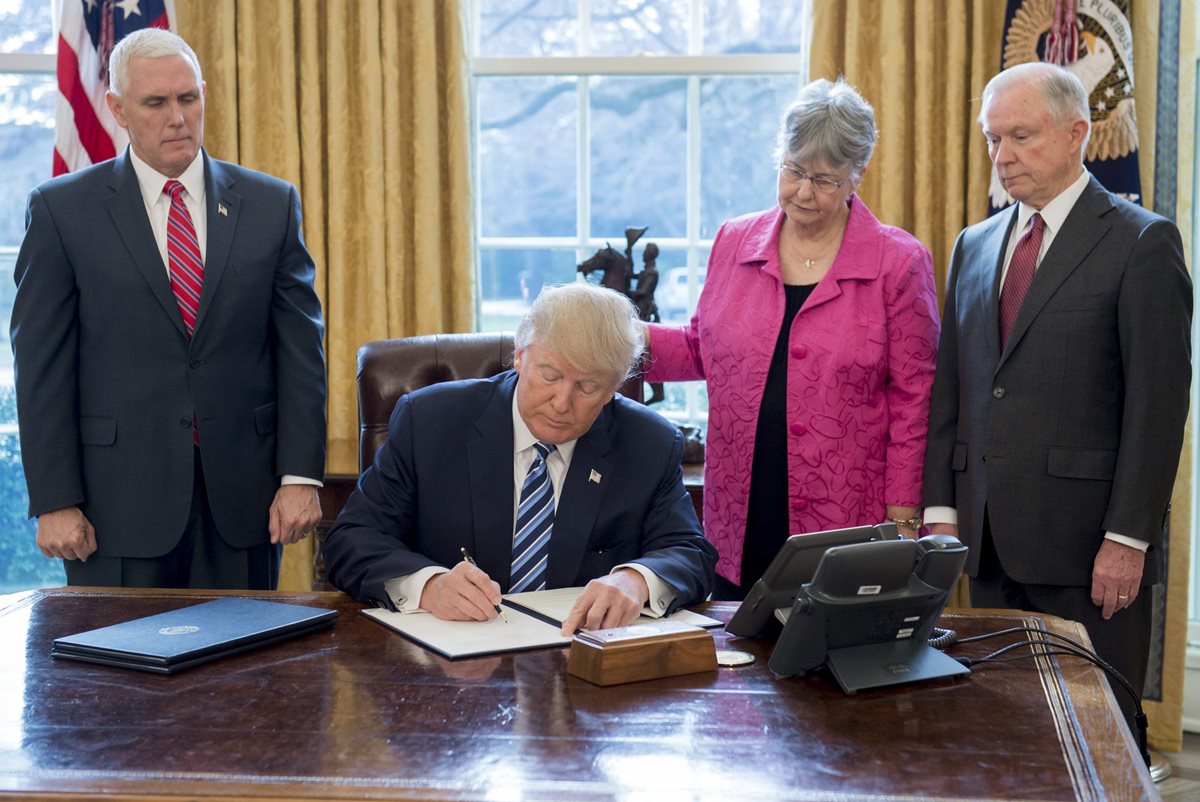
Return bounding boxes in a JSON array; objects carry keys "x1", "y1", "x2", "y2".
[
  {"x1": 923, "y1": 62, "x2": 1191, "y2": 726},
  {"x1": 11, "y1": 29, "x2": 326, "y2": 589}
]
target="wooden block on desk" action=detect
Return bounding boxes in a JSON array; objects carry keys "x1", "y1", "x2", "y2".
[{"x1": 567, "y1": 619, "x2": 717, "y2": 686}]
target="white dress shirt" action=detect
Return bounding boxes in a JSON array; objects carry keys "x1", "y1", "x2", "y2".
[
  {"x1": 129, "y1": 147, "x2": 207, "y2": 270},
  {"x1": 924, "y1": 170, "x2": 1147, "y2": 552},
  {"x1": 385, "y1": 393, "x2": 678, "y2": 614}
]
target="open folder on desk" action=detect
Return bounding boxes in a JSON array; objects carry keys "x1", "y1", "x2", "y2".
[{"x1": 362, "y1": 586, "x2": 721, "y2": 660}]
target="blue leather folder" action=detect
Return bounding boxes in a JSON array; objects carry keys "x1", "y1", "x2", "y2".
[{"x1": 51, "y1": 597, "x2": 337, "y2": 674}]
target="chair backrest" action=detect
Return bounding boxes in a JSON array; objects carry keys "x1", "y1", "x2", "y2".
[{"x1": 356, "y1": 332, "x2": 643, "y2": 473}]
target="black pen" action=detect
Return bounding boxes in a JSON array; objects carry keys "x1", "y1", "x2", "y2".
[{"x1": 460, "y1": 547, "x2": 507, "y2": 622}]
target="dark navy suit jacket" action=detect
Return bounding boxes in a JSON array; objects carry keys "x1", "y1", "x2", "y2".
[
  {"x1": 323, "y1": 371, "x2": 716, "y2": 611},
  {"x1": 11, "y1": 148, "x2": 327, "y2": 556}
]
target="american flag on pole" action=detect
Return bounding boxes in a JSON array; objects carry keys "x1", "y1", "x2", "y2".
[{"x1": 53, "y1": 0, "x2": 175, "y2": 176}]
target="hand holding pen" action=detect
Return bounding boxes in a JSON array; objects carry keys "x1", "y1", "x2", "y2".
[
  {"x1": 460, "y1": 547, "x2": 508, "y2": 622},
  {"x1": 417, "y1": 549, "x2": 508, "y2": 622}
]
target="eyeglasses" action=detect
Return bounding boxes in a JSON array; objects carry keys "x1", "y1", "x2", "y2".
[{"x1": 778, "y1": 163, "x2": 847, "y2": 194}]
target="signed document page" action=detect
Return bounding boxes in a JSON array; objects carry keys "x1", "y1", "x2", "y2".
[{"x1": 362, "y1": 606, "x2": 571, "y2": 659}]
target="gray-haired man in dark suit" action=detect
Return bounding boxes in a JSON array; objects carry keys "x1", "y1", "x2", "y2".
[{"x1": 923, "y1": 62, "x2": 1191, "y2": 729}]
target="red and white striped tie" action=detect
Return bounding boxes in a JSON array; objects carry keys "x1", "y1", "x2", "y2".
[{"x1": 163, "y1": 180, "x2": 204, "y2": 335}]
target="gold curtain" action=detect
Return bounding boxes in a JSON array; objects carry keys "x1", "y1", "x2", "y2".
[
  {"x1": 176, "y1": 0, "x2": 474, "y2": 589},
  {"x1": 813, "y1": 0, "x2": 1196, "y2": 752},
  {"x1": 810, "y1": 0, "x2": 1006, "y2": 292},
  {"x1": 810, "y1": 0, "x2": 1004, "y2": 612}
]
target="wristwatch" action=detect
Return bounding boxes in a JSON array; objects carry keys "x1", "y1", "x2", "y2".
[{"x1": 887, "y1": 515, "x2": 923, "y2": 530}]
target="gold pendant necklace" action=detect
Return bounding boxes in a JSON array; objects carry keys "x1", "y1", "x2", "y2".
[{"x1": 803, "y1": 257, "x2": 817, "y2": 270}]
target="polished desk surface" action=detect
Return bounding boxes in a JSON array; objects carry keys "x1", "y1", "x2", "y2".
[{"x1": 0, "y1": 588, "x2": 1156, "y2": 802}]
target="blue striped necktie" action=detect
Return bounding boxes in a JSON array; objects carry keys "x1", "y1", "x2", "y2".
[{"x1": 511, "y1": 442, "x2": 556, "y2": 592}]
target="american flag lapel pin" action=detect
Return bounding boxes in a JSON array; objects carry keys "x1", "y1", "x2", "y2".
[
  {"x1": 589, "y1": 469, "x2": 602, "y2": 484},
  {"x1": 217, "y1": 203, "x2": 228, "y2": 217}
]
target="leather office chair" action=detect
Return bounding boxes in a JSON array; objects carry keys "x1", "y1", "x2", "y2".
[{"x1": 357, "y1": 332, "x2": 644, "y2": 474}]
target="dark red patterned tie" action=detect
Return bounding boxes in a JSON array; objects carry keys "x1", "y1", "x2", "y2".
[
  {"x1": 163, "y1": 180, "x2": 204, "y2": 335},
  {"x1": 999, "y1": 212, "x2": 1044, "y2": 349}
]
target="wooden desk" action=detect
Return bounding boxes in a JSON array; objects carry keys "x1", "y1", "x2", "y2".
[{"x1": 0, "y1": 588, "x2": 1156, "y2": 801}]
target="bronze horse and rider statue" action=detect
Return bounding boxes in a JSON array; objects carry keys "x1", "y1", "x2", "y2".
[{"x1": 578, "y1": 226, "x2": 665, "y2": 405}]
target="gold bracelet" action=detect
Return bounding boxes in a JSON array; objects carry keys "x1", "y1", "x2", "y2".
[{"x1": 887, "y1": 516, "x2": 923, "y2": 530}]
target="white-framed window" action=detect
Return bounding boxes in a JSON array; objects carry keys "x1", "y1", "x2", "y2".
[
  {"x1": 0, "y1": 0, "x2": 63, "y2": 591},
  {"x1": 469, "y1": 0, "x2": 809, "y2": 424}
]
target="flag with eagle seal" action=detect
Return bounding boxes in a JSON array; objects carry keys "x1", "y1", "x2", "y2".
[{"x1": 990, "y1": 0, "x2": 1141, "y2": 215}]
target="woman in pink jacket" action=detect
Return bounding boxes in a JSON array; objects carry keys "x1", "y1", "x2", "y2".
[{"x1": 645, "y1": 79, "x2": 940, "y2": 598}]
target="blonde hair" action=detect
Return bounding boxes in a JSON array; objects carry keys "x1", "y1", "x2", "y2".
[{"x1": 514, "y1": 283, "x2": 644, "y2": 386}]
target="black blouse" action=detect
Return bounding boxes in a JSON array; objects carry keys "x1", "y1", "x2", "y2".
[{"x1": 712, "y1": 282, "x2": 816, "y2": 601}]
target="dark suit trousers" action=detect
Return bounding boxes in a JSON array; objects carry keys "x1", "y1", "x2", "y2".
[
  {"x1": 970, "y1": 511, "x2": 1150, "y2": 735},
  {"x1": 65, "y1": 449, "x2": 280, "y2": 590}
]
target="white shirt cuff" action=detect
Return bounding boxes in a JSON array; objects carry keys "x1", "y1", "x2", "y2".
[
  {"x1": 922, "y1": 506, "x2": 957, "y2": 526},
  {"x1": 385, "y1": 566, "x2": 450, "y2": 612},
  {"x1": 614, "y1": 562, "x2": 676, "y2": 617},
  {"x1": 1105, "y1": 532, "x2": 1149, "y2": 552},
  {"x1": 281, "y1": 474, "x2": 323, "y2": 488}
]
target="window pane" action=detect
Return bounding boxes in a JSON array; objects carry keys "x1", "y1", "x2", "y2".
[
  {"x1": 656, "y1": 258, "x2": 707, "y2": 323},
  {"x1": 470, "y1": 1, "x2": 809, "y2": 436},
  {"x1": 589, "y1": 0, "x2": 688, "y2": 57},
  {"x1": 478, "y1": 247, "x2": 579, "y2": 331},
  {"x1": 590, "y1": 76, "x2": 686, "y2": 239},
  {"x1": 0, "y1": 251, "x2": 59, "y2": 592},
  {"x1": 700, "y1": 74, "x2": 798, "y2": 237},
  {"x1": 702, "y1": 0, "x2": 805, "y2": 54},
  {"x1": 0, "y1": 431, "x2": 51, "y2": 593},
  {"x1": 0, "y1": 250, "x2": 14, "y2": 383},
  {"x1": 477, "y1": 76, "x2": 578, "y2": 238},
  {"x1": 0, "y1": 69, "x2": 66, "y2": 591},
  {"x1": 649, "y1": 379, "x2": 708, "y2": 422},
  {"x1": 0, "y1": 72, "x2": 55, "y2": 245},
  {"x1": 0, "y1": 0, "x2": 55, "y2": 54},
  {"x1": 477, "y1": 0, "x2": 578, "y2": 57},
  {"x1": 0, "y1": 252, "x2": 18, "y2": 417}
]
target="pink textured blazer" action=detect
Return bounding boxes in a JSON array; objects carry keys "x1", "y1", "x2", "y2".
[{"x1": 646, "y1": 200, "x2": 940, "y2": 584}]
